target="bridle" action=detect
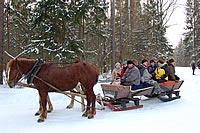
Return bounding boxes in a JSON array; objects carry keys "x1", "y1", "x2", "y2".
[
  {"x1": 7, "y1": 62, "x2": 23, "y2": 86},
  {"x1": 7, "y1": 59, "x2": 43, "y2": 86}
]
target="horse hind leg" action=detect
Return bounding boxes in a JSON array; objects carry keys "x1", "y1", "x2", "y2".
[
  {"x1": 77, "y1": 84, "x2": 86, "y2": 112},
  {"x1": 82, "y1": 95, "x2": 91, "y2": 117},
  {"x1": 75, "y1": 84, "x2": 85, "y2": 112},
  {"x1": 82, "y1": 89, "x2": 96, "y2": 119},
  {"x1": 88, "y1": 92, "x2": 96, "y2": 119},
  {"x1": 81, "y1": 97, "x2": 85, "y2": 112},
  {"x1": 67, "y1": 94, "x2": 85, "y2": 112},
  {"x1": 66, "y1": 84, "x2": 85, "y2": 112},
  {"x1": 66, "y1": 95, "x2": 75, "y2": 109}
]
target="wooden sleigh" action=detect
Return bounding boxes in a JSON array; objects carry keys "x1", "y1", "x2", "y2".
[{"x1": 101, "y1": 80, "x2": 184, "y2": 111}]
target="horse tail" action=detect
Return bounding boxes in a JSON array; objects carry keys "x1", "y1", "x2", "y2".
[
  {"x1": 95, "y1": 74, "x2": 99, "y2": 84},
  {"x1": 94, "y1": 66, "x2": 99, "y2": 84}
]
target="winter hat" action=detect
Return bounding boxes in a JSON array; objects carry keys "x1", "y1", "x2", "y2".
[
  {"x1": 169, "y1": 59, "x2": 175, "y2": 63},
  {"x1": 127, "y1": 60, "x2": 134, "y2": 65},
  {"x1": 157, "y1": 59, "x2": 164, "y2": 64},
  {"x1": 142, "y1": 59, "x2": 148, "y2": 64},
  {"x1": 115, "y1": 62, "x2": 121, "y2": 68},
  {"x1": 150, "y1": 59, "x2": 155, "y2": 63},
  {"x1": 74, "y1": 59, "x2": 79, "y2": 63},
  {"x1": 122, "y1": 61, "x2": 127, "y2": 65}
]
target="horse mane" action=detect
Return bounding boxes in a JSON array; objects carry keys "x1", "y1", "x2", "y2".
[
  {"x1": 6, "y1": 58, "x2": 36, "y2": 73},
  {"x1": 17, "y1": 58, "x2": 36, "y2": 63},
  {"x1": 6, "y1": 59, "x2": 14, "y2": 74}
]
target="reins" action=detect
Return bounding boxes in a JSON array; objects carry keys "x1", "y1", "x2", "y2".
[
  {"x1": 32, "y1": 75, "x2": 87, "y2": 107},
  {"x1": 33, "y1": 75, "x2": 105, "y2": 110}
]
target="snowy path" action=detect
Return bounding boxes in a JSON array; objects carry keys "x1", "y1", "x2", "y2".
[{"x1": 0, "y1": 67, "x2": 199, "y2": 133}]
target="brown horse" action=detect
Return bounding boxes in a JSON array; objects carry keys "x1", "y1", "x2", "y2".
[{"x1": 6, "y1": 58, "x2": 99, "y2": 122}]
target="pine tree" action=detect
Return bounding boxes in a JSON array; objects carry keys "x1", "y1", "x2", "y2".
[
  {"x1": 4, "y1": 1, "x2": 34, "y2": 57},
  {"x1": 183, "y1": 0, "x2": 200, "y2": 64},
  {"x1": 142, "y1": 0, "x2": 173, "y2": 60},
  {"x1": 174, "y1": 38, "x2": 185, "y2": 66}
]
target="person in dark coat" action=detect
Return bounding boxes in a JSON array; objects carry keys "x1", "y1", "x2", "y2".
[
  {"x1": 138, "y1": 59, "x2": 148, "y2": 79},
  {"x1": 147, "y1": 59, "x2": 156, "y2": 74},
  {"x1": 147, "y1": 59, "x2": 156, "y2": 80},
  {"x1": 120, "y1": 60, "x2": 140, "y2": 86},
  {"x1": 191, "y1": 60, "x2": 196, "y2": 75},
  {"x1": 167, "y1": 59, "x2": 180, "y2": 81}
]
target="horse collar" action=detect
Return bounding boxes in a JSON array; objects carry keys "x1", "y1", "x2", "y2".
[{"x1": 25, "y1": 58, "x2": 43, "y2": 84}]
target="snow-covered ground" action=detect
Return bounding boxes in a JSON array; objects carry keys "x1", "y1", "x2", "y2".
[{"x1": 0, "y1": 67, "x2": 199, "y2": 133}]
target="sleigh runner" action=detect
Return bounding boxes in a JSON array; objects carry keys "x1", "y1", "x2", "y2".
[{"x1": 101, "y1": 80, "x2": 184, "y2": 111}]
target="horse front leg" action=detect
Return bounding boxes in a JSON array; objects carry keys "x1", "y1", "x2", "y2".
[
  {"x1": 37, "y1": 91, "x2": 48, "y2": 123},
  {"x1": 35, "y1": 94, "x2": 53, "y2": 116},
  {"x1": 47, "y1": 94, "x2": 53, "y2": 113},
  {"x1": 34, "y1": 97, "x2": 42, "y2": 116}
]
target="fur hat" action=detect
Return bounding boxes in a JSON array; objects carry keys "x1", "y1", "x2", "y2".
[
  {"x1": 168, "y1": 59, "x2": 175, "y2": 63},
  {"x1": 127, "y1": 60, "x2": 134, "y2": 65},
  {"x1": 157, "y1": 59, "x2": 164, "y2": 64},
  {"x1": 142, "y1": 59, "x2": 148, "y2": 64},
  {"x1": 150, "y1": 59, "x2": 155, "y2": 63}
]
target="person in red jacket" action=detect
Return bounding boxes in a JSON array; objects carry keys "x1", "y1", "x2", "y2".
[{"x1": 120, "y1": 61, "x2": 127, "y2": 78}]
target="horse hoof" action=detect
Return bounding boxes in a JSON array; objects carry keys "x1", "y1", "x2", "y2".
[
  {"x1": 66, "y1": 106, "x2": 72, "y2": 109},
  {"x1": 34, "y1": 112, "x2": 40, "y2": 116},
  {"x1": 88, "y1": 115, "x2": 94, "y2": 119},
  {"x1": 47, "y1": 110, "x2": 52, "y2": 113},
  {"x1": 82, "y1": 114, "x2": 88, "y2": 117},
  {"x1": 37, "y1": 119, "x2": 44, "y2": 123}
]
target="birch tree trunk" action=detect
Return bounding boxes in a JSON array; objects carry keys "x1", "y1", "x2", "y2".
[{"x1": 133, "y1": 0, "x2": 137, "y2": 27}]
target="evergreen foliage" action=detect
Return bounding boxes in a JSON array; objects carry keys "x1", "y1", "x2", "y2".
[
  {"x1": 176, "y1": 0, "x2": 200, "y2": 66},
  {"x1": 3, "y1": 0, "x2": 177, "y2": 73}
]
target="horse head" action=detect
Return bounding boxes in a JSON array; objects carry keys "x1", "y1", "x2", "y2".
[{"x1": 6, "y1": 59, "x2": 23, "y2": 88}]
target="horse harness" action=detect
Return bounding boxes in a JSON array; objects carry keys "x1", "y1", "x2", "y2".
[{"x1": 25, "y1": 58, "x2": 43, "y2": 84}]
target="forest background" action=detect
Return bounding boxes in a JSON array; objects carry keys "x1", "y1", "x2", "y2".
[{"x1": 0, "y1": 0, "x2": 199, "y2": 84}]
